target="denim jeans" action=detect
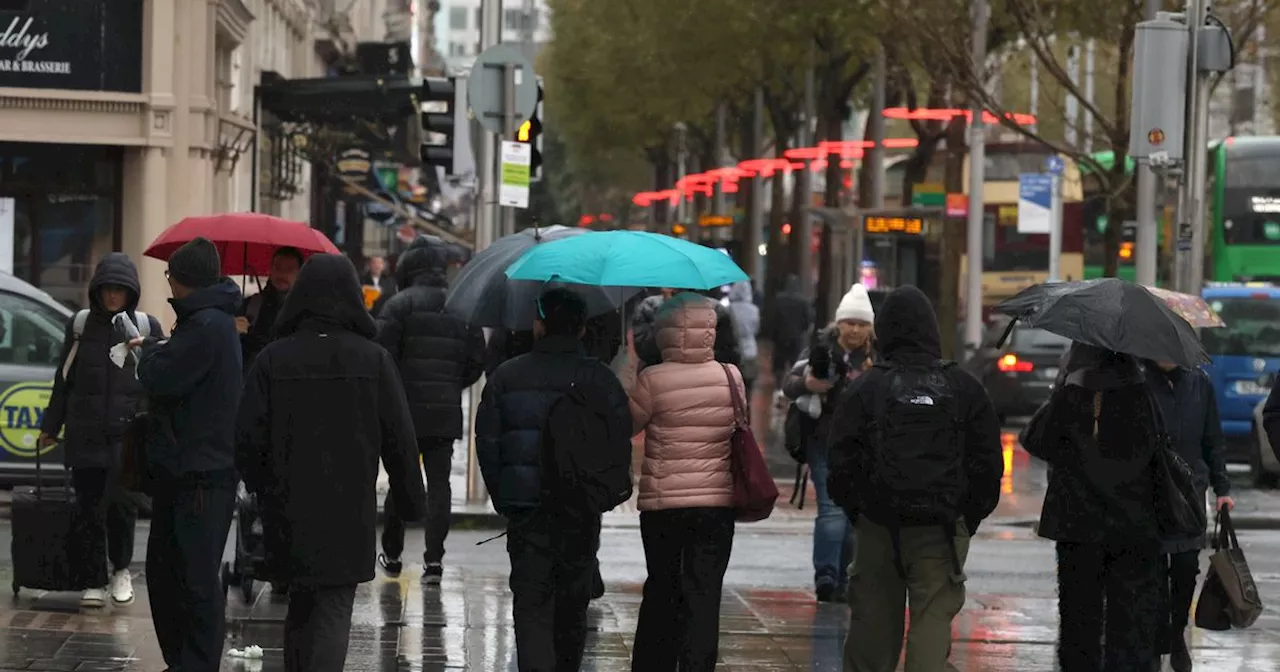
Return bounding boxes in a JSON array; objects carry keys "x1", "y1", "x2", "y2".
[{"x1": 807, "y1": 444, "x2": 855, "y2": 587}]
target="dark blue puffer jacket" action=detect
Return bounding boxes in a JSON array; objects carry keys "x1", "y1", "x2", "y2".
[{"x1": 474, "y1": 334, "x2": 631, "y2": 515}]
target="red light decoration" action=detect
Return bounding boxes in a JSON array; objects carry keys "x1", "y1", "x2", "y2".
[
  {"x1": 599, "y1": 213, "x2": 614, "y2": 222},
  {"x1": 882, "y1": 107, "x2": 1038, "y2": 126},
  {"x1": 781, "y1": 223, "x2": 792, "y2": 235},
  {"x1": 578, "y1": 214, "x2": 596, "y2": 227}
]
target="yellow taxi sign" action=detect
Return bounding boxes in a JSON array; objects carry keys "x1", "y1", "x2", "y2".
[
  {"x1": 864, "y1": 216, "x2": 924, "y2": 235},
  {"x1": 699, "y1": 215, "x2": 733, "y2": 227}
]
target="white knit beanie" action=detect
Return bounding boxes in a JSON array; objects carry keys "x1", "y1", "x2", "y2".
[{"x1": 833, "y1": 283, "x2": 875, "y2": 323}]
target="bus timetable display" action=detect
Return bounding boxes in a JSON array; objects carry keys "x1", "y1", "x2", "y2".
[{"x1": 864, "y1": 216, "x2": 924, "y2": 235}]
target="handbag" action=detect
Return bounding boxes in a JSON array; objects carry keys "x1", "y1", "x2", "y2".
[
  {"x1": 1139, "y1": 390, "x2": 1206, "y2": 539},
  {"x1": 720, "y1": 364, "x2": 778, "y2": 522},
  {"x1": 1195, "y1": 507, "x2": 1264, "y2": 630}
]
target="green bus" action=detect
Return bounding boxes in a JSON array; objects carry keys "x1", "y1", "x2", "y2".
[{"x1": 1082, "y1": 138, "x2": 1280, "y2": 283}]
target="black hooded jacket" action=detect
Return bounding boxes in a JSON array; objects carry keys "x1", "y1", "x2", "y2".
[
  {"x1": 236, "y1": 254, "x2": 426, "y2": 587},
  {"x1": 1019, "y1": 344, "x2": 1163, "y2": 546},
  {"x1": 827, "y1": 286, "x2": 1003, "y2": 532},
  {"x1": 376, "y1": 238, "x2": 486, "y2": 439},
  {"x1": 239, "y1": 283, "x2": 287, "y2": 373},
  {"x1": 42, "y1": 253, "x2": 165, "y2": 469},
  {"x1": 632, "y1": 293, "x2": 740, "y2": 368}
]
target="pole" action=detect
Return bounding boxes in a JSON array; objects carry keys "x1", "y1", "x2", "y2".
[
  {"x1": 746, "y1": 89, "x2": 764, "y2": 285},
  {"x1": 964, "y1": 0, "x2": 988, "y2": 356},
  {"x1": 675, "y1": 123, "x2": 688, "y2": 228},
  {"x1": 798, "y1": 48, "x2": 816, "y2": 297},
  {"x1": 1065, "y1": 42, "x2": 1080, "y2": 149},
  {"x1": 1049, "y1": 172, "x2": 1064, "y2": 280},
  {"x1": 1135, "y1": 0, "x2": 1161, "y2": 287},
  {"x1": 1083, "y1": 39, "x2": 1096, "y2": 153},
  {"x1": 1028, "y1": 54, "x2": 1039, "y2": 133},
  {"x1": 868, "y1": 46, "x2": 887, "y2": 210},
  {"x1": 713, "y1": 104, "x2": 727, "y2": 218},
  {"x1": 499, "y1": 62, "x2": 517, "y2": 237},
  {"x1": 1175, "y1": 0, "x2": 1207, "y2": 294}
]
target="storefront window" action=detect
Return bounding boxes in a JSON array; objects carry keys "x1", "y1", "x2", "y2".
[{"x1": 0, "y1": 143, "x2": 122, "y2": 311}]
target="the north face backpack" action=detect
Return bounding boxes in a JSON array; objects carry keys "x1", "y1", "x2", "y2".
[
  {"x1": 866, "y1": 360, "x2": 968, "y2": 527},
  {"x1": 538, "y1": 375, "x2": 633, "y2": 514}
]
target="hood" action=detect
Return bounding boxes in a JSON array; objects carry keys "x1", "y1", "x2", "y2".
[
  {"x1": 783, "y1": 274, "x2": 802, "y2": 295},
  {"x1": 171, "y1": 278, "x2": 242, "y2": 321},
  {"x1": 396, "y1": 235, "x2": 450, "y2": 288},
  {"x1": 88, "y1": 252, "x2": 142, "y2": 314},
  {"x1": 275, "y1": 254, "x2": 377, "y2": 340},
  {"x1": 874, "y1": 285, "x2": 941, "y2": 361},
  {"x1": 654, "y1": 292, "x2": 718, "y2": 364},
  {"x1": 728, "y1": 281, "x2": 754, "y2": 304}
]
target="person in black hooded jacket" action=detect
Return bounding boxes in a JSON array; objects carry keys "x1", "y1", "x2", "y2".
[
  {"x1": 1020, "y1": 343, "x2": 1166, "y2": 671},
  {"x1": 374, "y1": 235, "x2": 486, "y2": 582},
  {"x1": 235, "y1": 254, "x2": 426, "y2": 672},
  {"x1": 631, "y1": 288, "x2": 740, "y2": 370},
  {"x1": 40, "y1": 253, "x2": 164, "y2": 609}
]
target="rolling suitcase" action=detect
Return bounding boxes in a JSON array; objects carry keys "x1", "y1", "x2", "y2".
[{"x1": 10, "y1": 442, "x2": 77, "y2": 595}]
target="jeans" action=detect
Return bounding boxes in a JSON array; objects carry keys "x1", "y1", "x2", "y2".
[
  {"x1": 284, "y1": 583, "x2": 358, "y2": 672},
  {"x1": 382, "y1": 437, "x2": 454, "y2": 564},
  {"x1": 1056, "y1": 542, "x2": 1163, "y2": 671},
  {"x1": 807, "y1": 445, "x2": 854, "y2": 588},
  {"x1": 146, "y1": 476, "x2": 236, "y2": 672},
  {"x1": 632, "y1": 507, "x2": 735, "y2": 672},
  {"x1": 70, "y1": 467, "x2": 137, "y2": 588},
  {"x1": 507, "y1": 508, "x2": 601, "y2": 672}
]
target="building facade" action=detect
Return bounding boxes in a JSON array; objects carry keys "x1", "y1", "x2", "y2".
[{"x1": 435, "y1": 0, "x2": 549, "y2": 73}]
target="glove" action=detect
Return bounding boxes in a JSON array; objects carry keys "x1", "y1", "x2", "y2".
[{"x1": 810, "y1": 345, "x2": 832, "y2": 379}]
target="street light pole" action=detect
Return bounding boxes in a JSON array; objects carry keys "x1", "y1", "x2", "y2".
[
  {"x1": 1135, "y1": 0, "x2": 1161, "y2": 287},
  {"x1": 1175, "y1": 0, "x2": 1208, "y2": 294},
  {"x1": 964, "y1": 0, "x2": 988, "y2": 357}
]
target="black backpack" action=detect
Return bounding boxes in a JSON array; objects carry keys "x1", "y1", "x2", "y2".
[
  {"x1": 539, "y1": 375, "x2": 633, "y2": 514},
  {"x1": 866, "y1": 360, "x2": 968, "y2": 527}
]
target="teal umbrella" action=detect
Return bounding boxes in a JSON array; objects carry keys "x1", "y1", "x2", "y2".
[{"x1": 504, "y1": 230, "x2": 749, "y2": 289}]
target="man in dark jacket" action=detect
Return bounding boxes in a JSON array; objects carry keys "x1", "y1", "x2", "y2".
[
  {"x1": 476, "y1": 288, "x2": 631, "y2": 672},
  {"x1": 40, "y1": 253, "x2": 164, "y2": 608},
  {"x1": 632, "y1": 288, "x2": 740, "y2": 369},
  {"x1": 237, "y1": 246, "x2": 302, "y2": 372},
  {"x1": 767, "y1": 275, "x2": 814, "y2": 389},
  {"x1": 129, "y1": 237, "x2": 242, "y2": 672},
  {"x1": 375, "y1": 235, "x2": 486, "y2": 582},
  {"x1": 826, "y1": 286, "x2": 1002, "y2": 672},
  {"x1": 1266, "y1": 385, "x2": 1280, "y2": 463},
  {"x1": 235, "y1": 254, "x2": 426, "y2": 672},
  {"x1": 1145, "y1": 360, "x2": 1233, "y2": 672}
]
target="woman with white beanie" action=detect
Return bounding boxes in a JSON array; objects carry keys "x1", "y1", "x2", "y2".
[{"x1": 781, "y1": 283, "x2": 875, "y2": 602}]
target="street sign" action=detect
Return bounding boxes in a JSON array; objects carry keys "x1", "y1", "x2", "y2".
[
  {"x1": 499, "y1": 141, "x2": 531, "y2": 208},
  {"x1": 945, "y1": 193, "x2": 968, "y2": 218},
  {"x1": 467, "y1": 44, "x2": 538, "y2": 135},
  {"x1": 1017, "y1": 174, "x2": 1053, "y2": 234},
  {"x1": 1045, "y1": 155, "x2": 1065, "y2": 176}
]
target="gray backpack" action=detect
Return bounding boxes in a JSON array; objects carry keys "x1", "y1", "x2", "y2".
[{"x1": 61, "y1": 310, "x2": 151, "y2": 380}]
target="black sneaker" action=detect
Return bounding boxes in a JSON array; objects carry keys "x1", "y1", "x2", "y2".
[
  {"x1": 591, "y1": 570, "x2": 605, "y2": 600},
  {"x1": 1170, "y1": 630, "x2": 1192, "y2": 672},
  {"x1": 379, "y1": 554, "x2": 403, "y2": 576},
  {"x1": 815, "y1": 580, "x2": 837, "y2": 603},
  {"x1": 424, "y1": 563, "x2": 443, "y2": 586}
]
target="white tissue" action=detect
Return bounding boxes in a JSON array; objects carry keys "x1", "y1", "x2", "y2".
[{"x1": 109, "y1": 343, "x2": 130, "y2": 369}]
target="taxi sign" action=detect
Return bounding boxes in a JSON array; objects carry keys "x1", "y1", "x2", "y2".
[{"x1": 864, "y1": 216, "x2": 924, "y2": 236}]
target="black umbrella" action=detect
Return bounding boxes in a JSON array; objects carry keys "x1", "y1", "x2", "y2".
[
  {"x1": 993, "y1": 278, "x2": 1209, "y2": 369},
  {"x1": 444, "y1": 226, "x2": 639, "y2": 328}
]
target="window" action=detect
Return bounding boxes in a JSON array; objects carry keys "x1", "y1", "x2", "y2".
[
  {"x1": 449, "y1": 42, "x2": 466, "y2": 57},
  {"x1": 1225, "y1": 155, "x2": 1280, "y2": 189},
  {"x1": 449, "y1": 6, "x2": 468, "y2": 30},
  {"x1": 0, "y1": 291, "x2": 67, "y2": 368},
  {"x1": 1202, "y1": 297, "x2": 1280, "y2": 356},
  {"x1": 504, "y1": 8, "x2": 525, "y2": 31}
]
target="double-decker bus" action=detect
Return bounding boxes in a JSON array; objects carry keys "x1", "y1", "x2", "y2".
[{"x1": 1210, "y1": 136, "x2": 1280, "y2": 282}]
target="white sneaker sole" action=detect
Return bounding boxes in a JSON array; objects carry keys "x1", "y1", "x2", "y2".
[
  {"x1": 81, "y1": 600, "x2": 105, "y2": 608},
  {"x1": 111, "y1": 594, "x2": 135, "y2": 606}
]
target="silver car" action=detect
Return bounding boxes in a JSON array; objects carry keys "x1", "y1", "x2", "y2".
[{"x1": 1252, "y1": 373, "x2": 1279, "y2": 487}]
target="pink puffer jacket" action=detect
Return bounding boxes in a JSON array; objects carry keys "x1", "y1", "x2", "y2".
[{"x1": 629, "y1": 293, "x2": 742, "y2": 512}]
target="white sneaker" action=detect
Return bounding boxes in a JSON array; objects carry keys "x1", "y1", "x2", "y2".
[
  {"x1": 81, "y1": 587, "x2": 107, "y2": 608},
  {"x1": 110, "y1": 569, "x2": 134, "y2": 605}
]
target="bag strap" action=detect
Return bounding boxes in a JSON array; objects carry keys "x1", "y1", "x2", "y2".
[
  {"x1": 1217, "y1": 507, "x2": 1241, "y2": 551},
  {"x1": 720, "y1": 363, "x2": 748, "y2": 428},
  {"x1": 61, "y1": 310, "x2": 90, "y2": 381}
]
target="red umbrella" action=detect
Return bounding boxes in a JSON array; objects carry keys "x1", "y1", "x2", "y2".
[{"x1": 143, "y1": 212, "x2": 341, "y2": 276}]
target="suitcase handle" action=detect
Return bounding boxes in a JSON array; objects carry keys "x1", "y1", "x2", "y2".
[{"x1": 34, "y1": 438, "x2": 69, "y2": 502}]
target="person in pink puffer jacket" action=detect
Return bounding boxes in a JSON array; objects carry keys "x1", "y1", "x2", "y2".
[{"x1": 622, "y1": 291, "x2": 740, "y2": 672}]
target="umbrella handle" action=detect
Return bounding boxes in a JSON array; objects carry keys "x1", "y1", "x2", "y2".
[{"x1": 995, "y1": 316, "x2": 1019, "y2": 349}]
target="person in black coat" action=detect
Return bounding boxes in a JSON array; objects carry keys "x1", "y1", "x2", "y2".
[
  {"x1": 1020, "y1": 344, "x2": 1166, "y2": 671},
  {"x1": 40, "y1": 253, "x2": 164, "y2": 608},
  {"x1": 235, "y1": 254, "x2": 426, "y2": 672},
  {"x1": 374, "y1": 235, "x2": 486, "y2": 581},
  {"x1": 1265, "y1": 384, "x2": 1280, "y2": 463},
  {"x1": 129, "y1": 237, "x2": 243, "y2": 672},
  {"x1": 632, "y1": 288, "x2": 740, "y2": 370},
  {"x1": 1144, "y1": 360, "x2": 1233, "y2": 672},
  {"x1": 766, "y1": 275, "x2": 814, "y2": 389},
  {"x1": 236, "y1": 246, "x2": 303, "y2": 373},
  {"x1": 475, "y1": 288, "x2": 631, "y2": 671}
]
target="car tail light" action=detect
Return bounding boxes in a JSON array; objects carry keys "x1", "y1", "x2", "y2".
[{"x1": 998, "y1": 354, "x2": 1034, "y2": 373}]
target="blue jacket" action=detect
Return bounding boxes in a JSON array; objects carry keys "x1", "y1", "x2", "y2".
[
  {"x1": 138, "y1": 279, "x2": 244, "y2": 477},
  {"x1": 475, "y1": 334, "x2": 630, "y2": 516}
]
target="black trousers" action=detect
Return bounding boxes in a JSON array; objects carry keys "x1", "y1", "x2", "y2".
[
  {"x1": 1056, "y1": 542, "x2": 1164, "y2": 672},
  {"x1": 146, "y1": 480, "x2": 236, "y2": 672},
  {"x1": 632, "y1": 507, "x2": 736, "y2": 672},
  {"x1": 507, "y1": 509, "x2": 602, "y2": 672},
  {"x1": 284, "y1": 584, "x2": 358, "y2": 672},
  {"x1": 772, "y1": 340, "x2": 800, "y2": 389},
  {"x1": 70, "y1": 467, "x2": 137, "y2": 588},
  {"x1": 382, "y1": 437, "x2": 454, "y2": 564}
]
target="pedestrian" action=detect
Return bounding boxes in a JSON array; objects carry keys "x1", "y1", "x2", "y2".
[
  {"x1": 128, "y1": 237, "x2": 242, "y2": 672},
  {"x1": 633, "y1": 288, "x2": 740, "y2": 370},
  {"x1": 235, "y1": 253, "x2": 427, "y2": 672},
  {"x1": 1143, "y1": 359, "x2": 1234, "y2": 672},
  {"x1": 766, "y1": 274, "x2": 813, "y2": 391},
  {"x1": 375, "y1": 235, "x2": 486, "y2": 584},
  {"x1": 1020, "y1": 343, "x2": 1168, "y2": 671},
  {"x1": 1265, "y1": 384, "x2": 1280, "y2": 460},
  {"x1": 827, "y1": 286, "x2": 1002, "y2": 672},
  {"x1": 727, "y1": 281, "x2": 761, "y2": 393},
  {"x1": 620, "y1": 292, "x2": 741, "y2": 672},
  {"x1": 475, "y1": 287, "x2": 631, "y2": 672},
  {"x1": 783, "y1": 283, "x2": 877, "y2": 602},
  {"x1": 39, "y1": 253, "x2": 164, "y2": 608},
  {"x1": 237, "y1": 245, "x2": 302, "y2": 372},
  {"x1": 361, "y1": 254, "x2": 397, "y2": 297}
]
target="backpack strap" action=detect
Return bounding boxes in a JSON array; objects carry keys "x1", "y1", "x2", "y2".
[{"x1": 61, "y1": 310, "x2": 90, "y2": 381}]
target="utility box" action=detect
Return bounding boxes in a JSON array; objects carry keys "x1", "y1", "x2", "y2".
[{"x1": 1130, "y1": 16, "x2": 1189, "y2": 162}]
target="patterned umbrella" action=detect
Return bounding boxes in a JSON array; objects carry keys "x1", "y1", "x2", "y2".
[{"x1": 1145, "y1": 286, "x2": 1227, "y2": 328}]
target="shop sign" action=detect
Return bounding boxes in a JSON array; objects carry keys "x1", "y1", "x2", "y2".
[
  {"x1": 0, "y1": 0, "x2": 143, "y2": 92},
  {"x1": 864, "y1": 216, "x2": 924, "y2": 236}
]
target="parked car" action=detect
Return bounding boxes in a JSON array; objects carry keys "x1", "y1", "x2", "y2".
[
  {"x1": 1251, "y1": 372, "x2": 1278, "y2": 487},
  {"x1": 965, "y1": 317, "x2": 1071, "y2": 421}
]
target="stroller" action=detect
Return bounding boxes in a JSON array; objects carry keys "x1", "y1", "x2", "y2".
[{"x1": 222, "y1": 482, "x2": 266, "y2": 603}]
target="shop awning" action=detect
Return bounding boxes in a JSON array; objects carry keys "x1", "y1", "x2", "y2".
[{"x1": 257, "y1": 74, "x2": 419, "y2": 124}]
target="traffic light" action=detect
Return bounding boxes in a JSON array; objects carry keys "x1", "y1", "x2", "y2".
[
  {"x1": 514, "y1": 84, "x2": 543, "y2": 180},
  {"x1": 418, "y1": 76, "x2": 464, "y2": 175}
]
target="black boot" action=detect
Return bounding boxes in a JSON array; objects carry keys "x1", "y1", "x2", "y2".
[{"x1": 1170, "y1": 628, "x2": 1192, "y2": 672}]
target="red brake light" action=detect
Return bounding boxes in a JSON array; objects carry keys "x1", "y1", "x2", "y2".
[
  {"x1": 1252, "y1": 292, "x2": 1270, "y2": 300},
  {"x1": 998, "y1": 354, "x2": 1034, "y2": 373}
]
